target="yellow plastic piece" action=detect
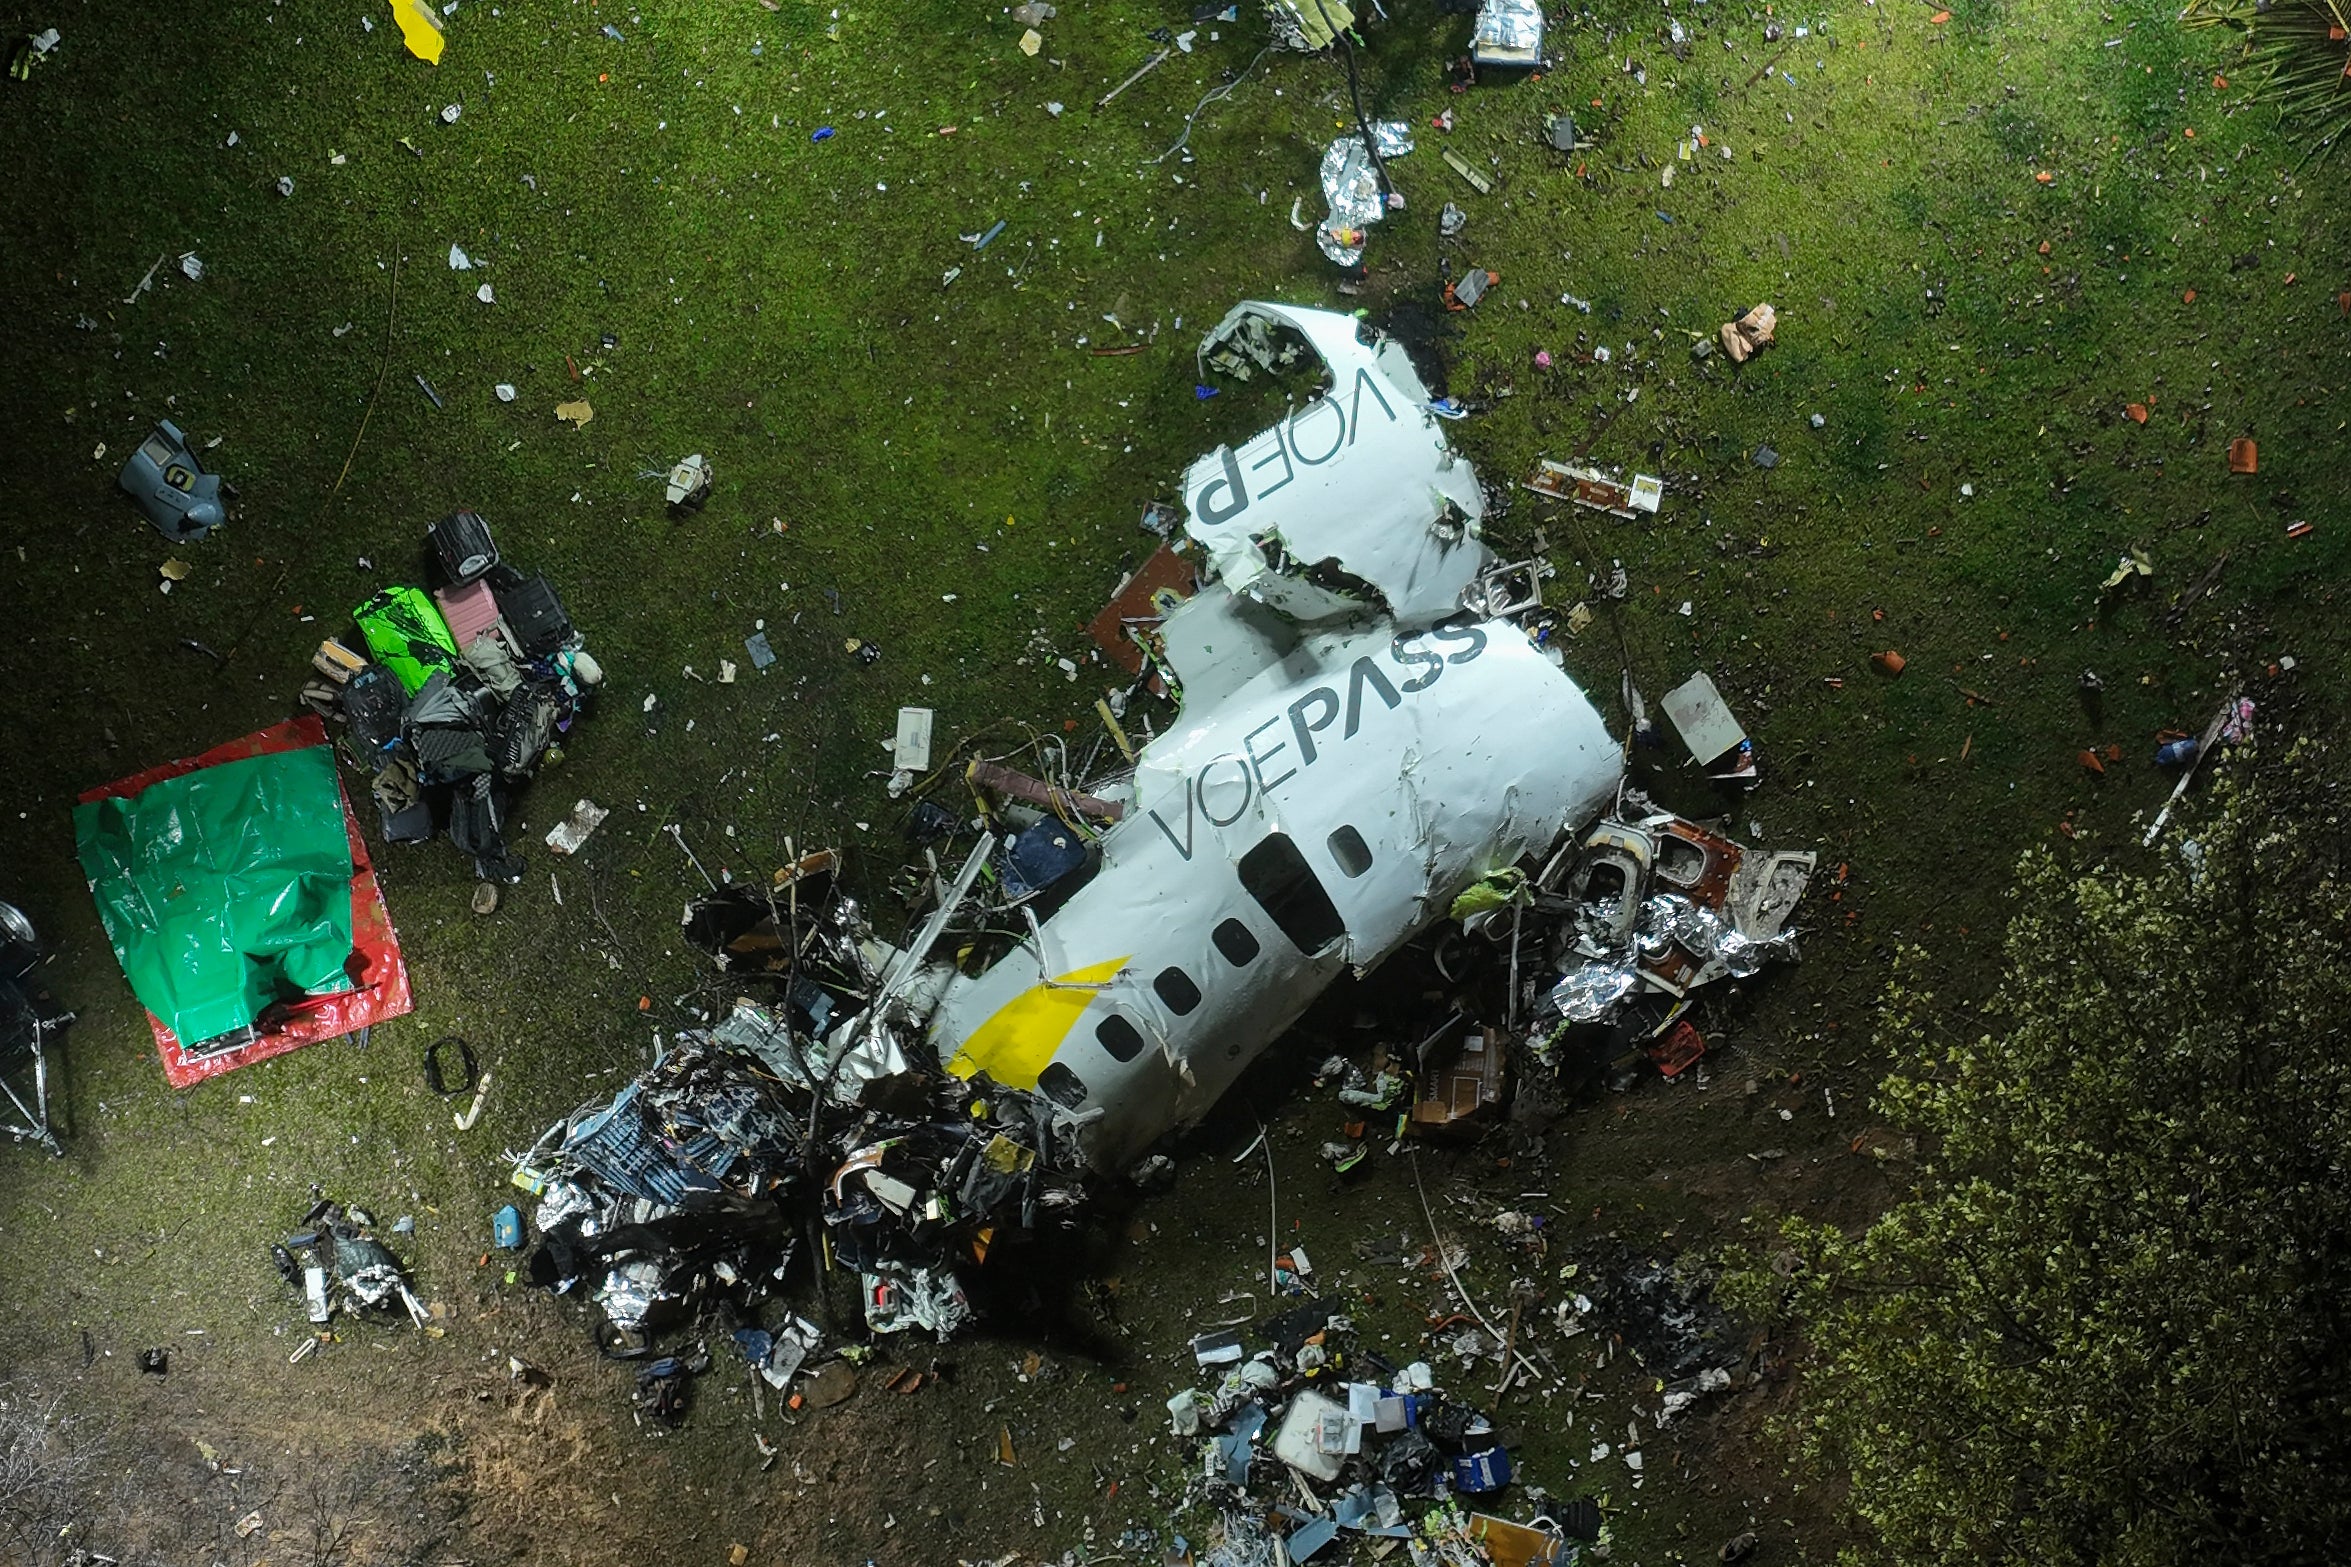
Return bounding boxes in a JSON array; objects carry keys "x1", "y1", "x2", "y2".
[{"x1": 393, "y1": 0, "x2": 445, "y2": 64}]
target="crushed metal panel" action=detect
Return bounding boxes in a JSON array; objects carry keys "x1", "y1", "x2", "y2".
[
  {"x1": 1184, "y1": 303, "x2": 1492, "y2": 628},
  {"x1": 1409, "y1": 1025, "x2": 1509, "y2": 1136},
  {"x1": 1156, "y1": 588, "x2": 1300, "y2": 711},
  {"x1": 1729, "y1": 849, "x2": 1817, "y2": 940},
  {"x1": 1084, "y1": 542, "x2": 1199, "y2": 676}
]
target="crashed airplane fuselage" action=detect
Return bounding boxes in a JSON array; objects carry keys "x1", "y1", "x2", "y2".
[{"x1": 921, "y1": 304, "x2": 1624, "y2": 1171}]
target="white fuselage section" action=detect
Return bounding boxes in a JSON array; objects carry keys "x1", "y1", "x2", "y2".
[{"x1": 928, "y1": 596, "x2": 1621, "y2": 1171}]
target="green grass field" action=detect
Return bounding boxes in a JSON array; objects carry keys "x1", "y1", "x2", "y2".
[{"x1": 0, "y1": 0, "x2": 2342, "y2": 1561}]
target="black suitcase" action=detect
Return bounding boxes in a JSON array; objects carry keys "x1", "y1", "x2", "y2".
[
  {"x1": 488, "y1": 567, "x2": 573, "y2": 657},
  {"x1": 430, "y1": 510, "x2": 500, "y2": 584}
]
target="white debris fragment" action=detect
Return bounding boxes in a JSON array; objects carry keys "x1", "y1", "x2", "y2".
[
  {"x1": 544, "y1": 799, "x2": 610, "y2": 856},
  {"x1": 449, "y1": 243, "x2": 472, "y2": 269}
]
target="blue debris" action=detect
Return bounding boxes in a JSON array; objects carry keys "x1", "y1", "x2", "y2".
[
  {"x1": 1452, "y1": 1444, "x2": 1514, "y2": 1494},
  {"x1": 1194, "y1": 384, "x2": 1219, "y2": 400},
  {"x1": 1286, "y1": 1517, "x2": 1341, "y2": 1562},
  {"x1": 602, "y1": 22, "x2": 625, "y2": 40},
  {"x1": 812, "y1": 126, "x2": 836, "y2": 141},
  {"x1": 492, "y1": 1204, "x2": 524, "y2": 1249}
]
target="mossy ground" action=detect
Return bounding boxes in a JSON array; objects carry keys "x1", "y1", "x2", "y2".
[{"x1": 0, "y1": 0, "x2": 2342, "y2": 1563}]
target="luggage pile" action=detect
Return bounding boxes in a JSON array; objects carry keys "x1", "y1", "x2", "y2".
[{"x1": 312, "y1": 511, "x2": 604, "y2": 881}]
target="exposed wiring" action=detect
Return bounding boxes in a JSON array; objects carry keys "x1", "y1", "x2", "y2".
[
  {"x1": 1255, "y1": 1114, "x2": 1280, "y2": 1294},
  {"x1": 1146, "y1": 45, "x2": 1277, "y2": 165},
  {"x1": 1409, "y1": 1147, "x2": 1544, "y2": 1385}
]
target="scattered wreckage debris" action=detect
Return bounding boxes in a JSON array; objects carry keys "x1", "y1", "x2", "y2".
[
  {"x1": 1160, "y1": 1295, "x2": 1590, "y2": 1566},
  {"x1": 504, "y1": 303, "x2": 1813, "y2": 1404},
  {"x1": 1716, "y1": 303, "x2": 1776, "y2": 364},
  {"x1": 273, "y1": 1197, "x2": 430, "y2": 1335},
  {"x1": 1521, "y1": 461, "x2": 1661, "y2": 518},
  {"x1": 0, "y1": 897, "x2": 69, "y2": 1155},
  {"x1": 2142, "y1": 694, "x2": 2253, "y2": 846},
  {"x1": 324, "y1": 510, "x2": 605, "y2": 884},
  {"x1": 117, "y1": 420, "x2": 230, "y2": 543},
  {"x1": 1140, "y1": 1234, "x2": 1752, "y2": 1564}
]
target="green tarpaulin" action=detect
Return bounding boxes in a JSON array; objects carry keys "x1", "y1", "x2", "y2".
[{"x1": 74, "y1": 745, "x2": 356, "y2": 1046}]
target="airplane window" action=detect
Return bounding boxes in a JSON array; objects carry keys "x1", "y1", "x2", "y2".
[
  {"x1": 1237, "y1": 832, "x2": 1347, "y2": 955},
  {"x1": 1327, "y1": 825, "x2": 1374, "y2": 879},
  {"x1": 1038, "y1": 1062, "x2": 1091, "y2": 1109},
  {"x1": 1095, "y1": 1013, "x2": 1147, "y2": 1063},
  {"x1": 1153, "y1": 966, "x2": 1202, "y2": 1016},
  {"x1": 1213, "y1": 918, "x2": 1259, "y2": 967}
]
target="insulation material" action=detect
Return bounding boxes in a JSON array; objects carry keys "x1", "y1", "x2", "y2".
[
  {"x1": 1470, "y1": 0, "x2": 1544, "y2": 66},
  {"x1": 1313, "y1": 125, "x2": 1413, "y2": 267}
]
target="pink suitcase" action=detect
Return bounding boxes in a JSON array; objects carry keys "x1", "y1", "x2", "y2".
[{"x1": 434, "y1": 578, "x2": 504, "y2": 651}]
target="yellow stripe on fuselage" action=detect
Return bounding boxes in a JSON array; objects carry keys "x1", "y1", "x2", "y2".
[{"x1": 944, "y1": 955, "x2": 1131, "y2": 1088}]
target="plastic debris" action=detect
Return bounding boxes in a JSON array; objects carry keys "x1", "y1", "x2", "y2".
[
  {"x1": 117, "y1": 421, "x2": 227, "y2": 543},
  {"x1": 392, "y1": 0, "x2": 445, "y2": 64},
  {"x1": 1718, "y1": 303, "x2": 1777, "y2": 363},
  {"x1": 664, "y1": 453, "x2": 714, "y2": 508}
]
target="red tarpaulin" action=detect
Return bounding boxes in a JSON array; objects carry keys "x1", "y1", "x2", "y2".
[{"x1": 77, "y1": 715, "x2": 413, "y2": 1088}]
